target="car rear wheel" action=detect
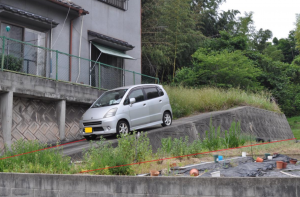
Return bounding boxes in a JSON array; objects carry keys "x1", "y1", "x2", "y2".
[
  {"x1": 162, "y1": 111, "x2": 172, "y2": 127},
  {"x1": 117, "y1": 120, "x2": 129, "y2": 135},
  {"x1": 84, "y1": 135, "x2": 97, "y2": 141}
]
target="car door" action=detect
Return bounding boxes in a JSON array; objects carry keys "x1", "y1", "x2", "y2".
[
  {"x1": 143, "y1": 86, "x2": 162, "y2": 123},
  {"x1": 125, "y1": 88, "x2": 150, "y2": 128}
]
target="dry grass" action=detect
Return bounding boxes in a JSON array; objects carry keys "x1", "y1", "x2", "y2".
[{"x1": 164, "y1": 86, "x2": 281, "y2": 119}]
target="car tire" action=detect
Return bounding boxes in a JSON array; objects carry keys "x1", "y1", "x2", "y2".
[
  {"x1": 117, "y1": 120, "x2": 129, "y2": 135},
  {"x1": 162, "y1": 111, "x2": 172, "y2": 127},
  {"x1": 84, "y1": 135, "x2": 97, "y2": 141}
]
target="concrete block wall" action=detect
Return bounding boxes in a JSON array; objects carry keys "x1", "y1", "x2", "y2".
[
  {"x1": 0, "y1": 72, "x2": 103, "y2": 149},
  {"x1": 0, "y1": 173, "x2": 299, "y2": 197}
]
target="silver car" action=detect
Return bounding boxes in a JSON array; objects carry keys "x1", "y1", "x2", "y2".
[{"x1": 79, "y1": 84, "x2": 173, "y2": 140}]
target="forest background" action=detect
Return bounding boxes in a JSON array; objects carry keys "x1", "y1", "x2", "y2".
[{"x1": 141, "y1": 0, "x2": 300, "y2": 117}]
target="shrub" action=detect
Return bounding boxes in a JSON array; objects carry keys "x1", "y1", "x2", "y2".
[{"x1": 0, "y1": 54, "x2": 23, "y2": 72}]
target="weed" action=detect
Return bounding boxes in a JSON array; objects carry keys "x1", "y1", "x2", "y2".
[{"x1": 0, "y1": 140, "x2": 71, "y2": 174}]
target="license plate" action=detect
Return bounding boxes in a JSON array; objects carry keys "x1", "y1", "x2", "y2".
[{"x1": 85, "y1": 127, "x2": 92, "y2": 133}]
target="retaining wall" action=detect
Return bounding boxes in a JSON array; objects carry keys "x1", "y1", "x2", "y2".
[
  {"x1": 0, "y1": 173, "x2": 298, "y2": 197},
  {"x1": 0, "y1": 71, "x2": 103, "y2": 149},
  {"x1": 146, "y1": 106, "x2": 293, "y2": 152}
]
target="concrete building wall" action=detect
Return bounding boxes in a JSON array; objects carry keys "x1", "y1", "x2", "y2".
[
  {"x1": 0, "y1": 97, "x2": 3, "y2": 150},
  {"x1": 0, "y1": 173, "x2": 299, "y2": 197},
  {"x1": 0, "y1": 0, "x2": 142, "y2": 86}
]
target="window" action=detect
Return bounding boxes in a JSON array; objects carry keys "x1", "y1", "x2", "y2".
[
  {"x1": 157, "y1": 87, "x2": 164, "y2": 96},
  {"x1": 0, "y1": 22, "x2": 46, "y2": 75},
  {"x1": 125, "y1": 89, "x2": 144, "y2": 104},
  {"x1": 92, "y1": 89, "x2": 128, "y2": 108},
  {"x1": 91, "y1": 45, "x2": 124, "y2": 89},
  {"x1": 98, "y1": 0, "x2": 128, "y2": 10},
  {"x1": 144, "y1": 87, "x2": 159, "y2": 100}
]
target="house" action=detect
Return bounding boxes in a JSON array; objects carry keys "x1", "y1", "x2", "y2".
[{"x1": 0, "y1": 0, "x2": 145, "y2": 149}]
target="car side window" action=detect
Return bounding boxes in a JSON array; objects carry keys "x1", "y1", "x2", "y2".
[
  {"x1": 124, "y1": 89, "x2": 144, "y2": 105},
  {"x1": 157, "y1": 87, "x2": 164, "y2": 96},
  {"x1": 144, "y1": 87, "x2": 159, "y2": 100}
]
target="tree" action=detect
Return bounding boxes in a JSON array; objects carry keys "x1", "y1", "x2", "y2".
[
  {"x1": 295, "y1": 14, "x2": 300, "y2": 50},
  {"x1": 251, "y1": 28, "x2": 273, "y2": 52},
  {"x1": 175, "y1": 49, "x2": 262, "y2": 90},
  {"x1": 142, "y1": 0, "x2": 203, "y2": 82},
  {"x1": 263, "y1": 45, "x2": 284, "y2": 62}
]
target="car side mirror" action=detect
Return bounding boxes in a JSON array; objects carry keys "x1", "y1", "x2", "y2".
[{"x1": 130, "y1": 98, "x2": 136, "y2": 106}]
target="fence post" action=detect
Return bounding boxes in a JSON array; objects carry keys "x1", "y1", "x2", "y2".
[
  {"x1": 157, "y1": 78, "x2": 160, "y2": 84},
  {"x1": 133, "y1": 71, "x2": 135, "y2": 85},
  {"x1": 1, "y1": 36, "x2": 5, "y2": 71},
  {"x1": 56, "y1": 50, "x2": 58, "y2": 81},
  {"x1": 98, "y1": 62, "x2": 101, "y2": 90}
]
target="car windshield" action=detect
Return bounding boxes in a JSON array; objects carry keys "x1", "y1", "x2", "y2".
[{"x1": 92, "y1": 89, "x2": 128, "y2": 108}]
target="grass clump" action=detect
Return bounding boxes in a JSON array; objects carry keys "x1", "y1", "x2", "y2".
[
  {"x1": 0, "y1": 140, "x2": 72, "y2": 174},
  {"x1": 83, "y1": 132, "x2": 152, "y2": 175},
  {"x1": 164, "y1": 86, "x2": 281, "y2": 119}
]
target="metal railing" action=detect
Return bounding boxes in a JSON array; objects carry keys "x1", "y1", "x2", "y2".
[{"x1": 0, "y1": 36, "x2": 159, "y2": 90}]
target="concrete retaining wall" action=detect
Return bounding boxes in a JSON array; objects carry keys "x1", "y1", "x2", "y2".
[
  {"x1": 0, "y1": 173, "x2": 298, "y2": 197},
  {"x1": 0, "y1": 72, "x2": 103, "y2": 149},
  {"x1": 146, "y1": 106, "x2": 293, "y2": 152}
]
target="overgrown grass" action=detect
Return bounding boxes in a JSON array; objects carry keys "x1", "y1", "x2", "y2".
[
  {"x1": 287, "y1": 116, "x2": 300, "y2": 139},
  {"x1": 0, "y1": 140, "x2": 74, "y2": 174},
  {"x1": 164, "y1": 86, "x2": 281, "y2": 119}
]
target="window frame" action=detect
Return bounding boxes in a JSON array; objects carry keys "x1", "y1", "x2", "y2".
[
  {"x1": 123, "y1": 87, "x2": 146, "y2": 105},
  {"x1": 143, "y1": 86, "x2": 160, "y2": 101},
  {"x1": 98, "y1": 0, "x2": 128, "y2": 11}
]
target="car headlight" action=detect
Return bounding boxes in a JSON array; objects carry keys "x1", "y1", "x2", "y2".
[{"x1": 103, "y1": 108, "x2": 118, "y2": 118}]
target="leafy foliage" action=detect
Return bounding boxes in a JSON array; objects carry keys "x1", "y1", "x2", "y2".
[
  {"x1": 0, "y1": 54, "x2": 23, "y2": 72},
  {"x1": 175, "y1": 49, "x2": 262, "y2": 90}
]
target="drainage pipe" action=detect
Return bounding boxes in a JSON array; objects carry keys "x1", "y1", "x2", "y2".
[
  {"x1": 69, "y1": 9, "x2": 83, "y2": 82},
  {"x1": 75, "y1": 14, "x2": 84, "y2": 83}
]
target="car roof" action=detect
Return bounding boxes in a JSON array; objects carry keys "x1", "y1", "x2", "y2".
[{"x1": 111, "y1": 84, "x2": 161, "y2": 91}]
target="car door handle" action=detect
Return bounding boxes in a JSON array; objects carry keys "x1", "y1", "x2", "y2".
[
  {"x1": 159, "y1": 100, "x2": 162, "y2": 102},
  {"x1": 143, "y1": 103, "x2": 147, "y2": 106}
]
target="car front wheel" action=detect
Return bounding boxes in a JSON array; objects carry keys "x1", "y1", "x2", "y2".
[
  {"x1": 117, "y1": 120, "x2": 129, "y2": 135},
  {"x1": 162, "y1": 111, "x2": 172, "y2": 127}
]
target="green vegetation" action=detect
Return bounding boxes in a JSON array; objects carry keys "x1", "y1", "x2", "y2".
[
  {"x1": 164, "y1": 86, "x2": 280, "y2": 119},
  {"x1": 287, "y1": 116, "x2": 300, "y2": 139},
  {"x1": 0, "y1": 121, "x2": 252, "y2": 175},
  {"x1": 0, "y1": 54, "x2": 23, "y2": 72},
  {"x1": 0, "y1": 140, "x2": 73, "y2": 174},
  {"x1": 142, "y1": 0, "x2": 300, "y2": 117}
]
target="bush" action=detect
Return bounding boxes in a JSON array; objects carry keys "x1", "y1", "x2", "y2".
[{"x1": 0, "y1": 54, "x2": 23, "y2": 72}]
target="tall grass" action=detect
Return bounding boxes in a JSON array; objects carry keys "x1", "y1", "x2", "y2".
[
  {"x1": 0, "y1": 140, "x2": 73, "y2": 174},
  {"x1": 287, "y1": 116, "x2": 300, "y2": 139},
  {"x1": 164, "y1": 86, "x2": 281, "y2": 119}
]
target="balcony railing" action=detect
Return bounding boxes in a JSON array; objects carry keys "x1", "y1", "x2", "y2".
[
  {"x1": 98, "y1": 0, "x2": 128, "y2": 11},
  {"x1": 0, "y1": 36, "x2": 159, "y2": 90}
]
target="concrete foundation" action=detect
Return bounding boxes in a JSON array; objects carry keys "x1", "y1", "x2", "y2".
[
  {"x1": 0, "y1": 72, "x2": 101, "y2": 149},
  {"x1": 0, "y1": 173, "x2": 299, "y2": 197}
]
